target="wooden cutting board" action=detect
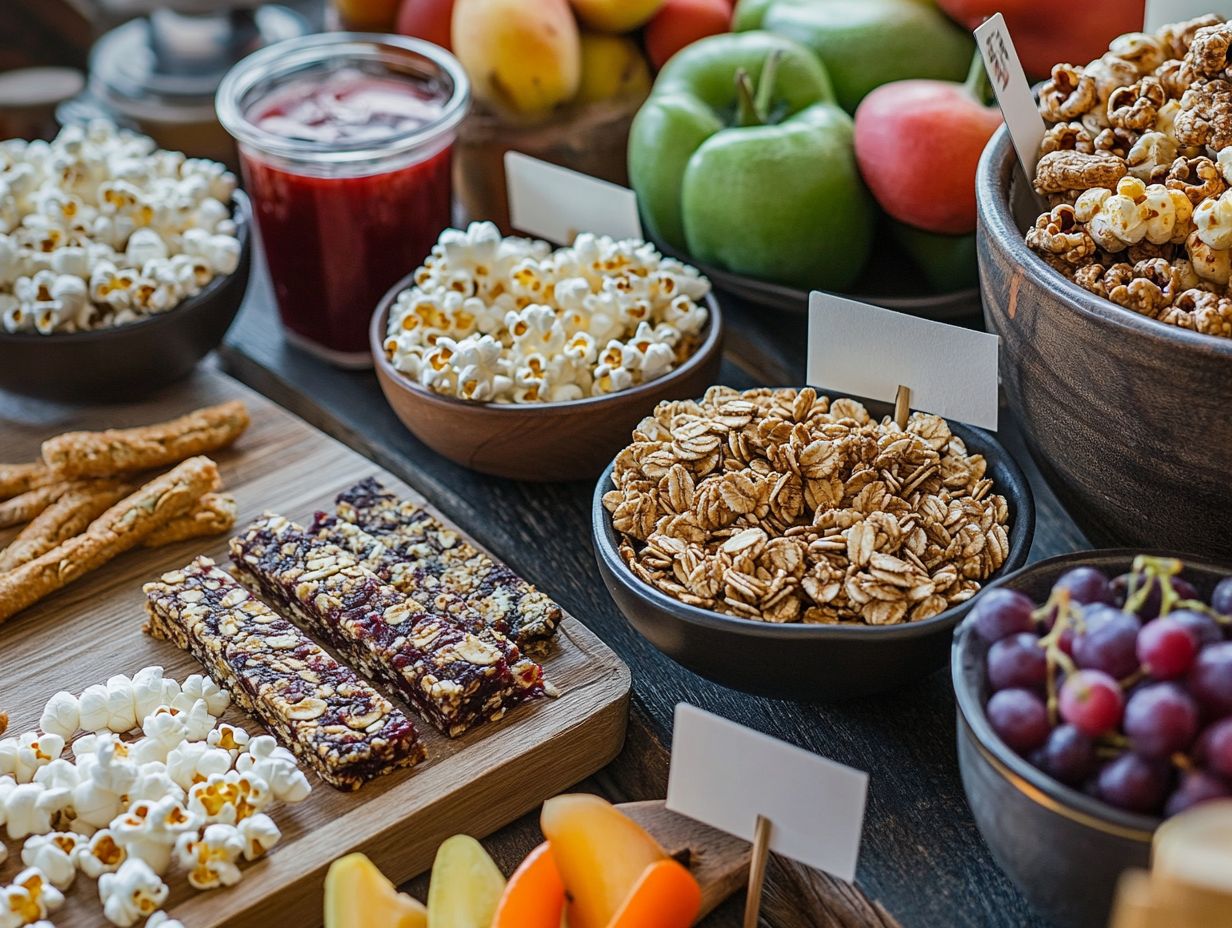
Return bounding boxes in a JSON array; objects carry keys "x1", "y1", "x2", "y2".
[{"x1": 0, "y1": 368, "x2": 631, "y2": 927}]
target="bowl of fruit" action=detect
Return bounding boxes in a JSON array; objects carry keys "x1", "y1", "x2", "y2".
[{"x1": 953, "y1": 551, "x2": 1232, "y2": 928}]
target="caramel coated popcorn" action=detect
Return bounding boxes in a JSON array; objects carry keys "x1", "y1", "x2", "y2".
[
  {"x1": 1027, "y1": 16, "x2": 1232, "y2": 338},
  {"x1": 603, "y1": 387, "x2": 1011, "y2": 627}
]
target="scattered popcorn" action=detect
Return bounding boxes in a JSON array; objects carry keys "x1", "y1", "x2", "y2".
[
  {"x1": 384, "y1": 223, "x2": 711, "y2": 404},
  {"x1": 98, "y1": 858, "x2": 167, "y2": 927},
  {"x1": 3, "y1": 667, "x2": 309, "y2": 924},
  {"x1": 147, "y1": 912, "x2": 185, "y2": 928},
  {"x1": 21, "y1": 832, "x2": 82, "y2": 890},
  {"x1": 0, "y1": 121, "x2": 241, "y2": 335}
]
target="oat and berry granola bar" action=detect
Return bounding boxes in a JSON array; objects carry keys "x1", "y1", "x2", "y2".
[
  {"x1": 144, "y1": 556, "x2": 426, "y2": 790},
  {"x1": 335, "y1": 479, "x2": 562, "y2": 653},
  {"x1": 230, "y1": 515, "x2": 544, "y2": 738}
]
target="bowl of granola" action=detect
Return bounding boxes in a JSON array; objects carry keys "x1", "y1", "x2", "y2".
[
  {"x1": 591, "y1": 386, "x2": 1035, "y2": 700},
  {"x1": 0, "y1": 122, "x2": 250, "y2": 401},
  {"x1": 370, "y1": 222, "x2": 724, "y2": 482},
  {"x1": 976, "y1": 15, "x2": 1232, "y2": 561}
]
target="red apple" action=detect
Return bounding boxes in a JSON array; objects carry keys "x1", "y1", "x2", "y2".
[
  {"x1": 853, "y1": 58, "x2": 1002, "y2": 236},
  {"x1": 645, "y1": 0, "x2": 731, "y2": 71},
  {"x1": 396, "y1": 0, "x2": 455, "y2": 51}
]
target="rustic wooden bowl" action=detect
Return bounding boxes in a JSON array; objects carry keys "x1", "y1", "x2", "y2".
[
  {"x1": 952, "y1": 549, "x2": 1232, "y2": 928},
  {"x1": 369, "y1": 279, "x2": 724, "y2": 482},
  {"x1": 977, "y1": 127, "x2": 1232, "y2": 560},
  {"x1": 0, "y1": 192, "x2": 251, "y2": 402},
  {"x1": 592, "y1": 397, "x2": 1036, "y2": 700}
]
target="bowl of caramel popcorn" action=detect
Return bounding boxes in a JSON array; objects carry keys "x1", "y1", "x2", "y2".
[
  {"x1": 975, "y1": 15, "x2": 1232, "y2": 562},
  {"x1": 591, "y1": 386, "x2": 1035, "y2": 700},
  {"x1": 370, "y1": 222, "x2": 724, "y2": 481}
]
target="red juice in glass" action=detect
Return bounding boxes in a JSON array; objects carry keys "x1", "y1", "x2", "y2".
[{"x1": 218, "y1": 36, "x2": 469, "y2": 366}]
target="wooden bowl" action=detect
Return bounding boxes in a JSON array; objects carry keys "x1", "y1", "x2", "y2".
[
  {"x1": 952, "y1": 549, "x2": 1232, "y2": 928},
  {"x1": 977, "y1": 127, "x2": 1232, "y2": 560},
  {"x1": 369, "y1": 279, "x2": 724, "y2": 482},
  {"x1": 0, "y1": 192, "x2": 251, "y2": 403},
  {"x1": 591, "y1": 399, "x2": 1036, "y2": 700}
]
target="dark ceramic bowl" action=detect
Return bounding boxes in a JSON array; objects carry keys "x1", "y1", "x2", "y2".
[
  {"x1": 976, "y1": 127, "x2": 1232, "y2": 561},
  {"x1": 592, "y1": 399, "x2": 1036, "y2": 700},
  {"x1": 0, "y1": 192, "x2": 251, "y2": 403},
  {"x1": 953, "y1": 549, "x2": 1232, "y2": 928},
  {"x1": 370, "y1": 277, "x2": 724, "y2": 482}
]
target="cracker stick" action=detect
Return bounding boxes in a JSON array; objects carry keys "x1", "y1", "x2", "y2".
[
  {"x1": 142, "y1": 492, "x2": 237, "y2": 548},
  {"x1": 0, "y1": 480, "x2": 130, "y2": 570},
  {"x1": 41, "y1": 401, "x2": 250, "y2": 479},
  {"x1": 0, "y1": 481, "x2": 83, "y2": 529},
  {"x1": 0, "y1": 456, "x2": 220, "y2": 624},
  {"x1": 0, "y1": 462, "x2": 55, "y2": 500}
]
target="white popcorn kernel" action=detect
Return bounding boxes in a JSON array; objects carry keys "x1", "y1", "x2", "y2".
[
  {"x1": 111, "y1": 796, "x2": 200, "y2": 875},
  {"x1": 236, "y1": 812, "x2": 281, "y2": 861},
  {"x1": 15, "y1": 732, "x2": 64, "y2": 783},
  {"x1": 134, "y1": 712, "x2": 187, "y2": 767},
  {"x1": 132, "y1": 668, "x2": 179, "y2": 722},
  {"x1": 125, "y1": 227, "x2": 167, "y2": 265},
  {"x1": 104, "y1": 675, "x2": 137, "y2": 733},
  {"x1": 178, "y1": 674, "x2": 230, "y2": 717},
  {"x1": 38, "y1": 692, "x2": 79, "y2": 740},
  {"x1": 21, "y1": 832, "x2": 82, "y2": 890},
  {"x1": 146, "y1": 913, "x2": 185, "y2": 928},
  {"x1": 32, "y1": 760, "x2": 79, "y2": 792},
  {"x1": 78, "y1": 683, "x2": 111, "y2": 732},
  {"x1": 1195, "y1": 187, "x2": 1232, "y2": 249},
  {"x1": 175, "y1": 822, "x2": 245, "y2": 889},
  {"x1": 1, "y1": 294, "x2": 31, "y2": 333},
  {"x1": 98, "y1": 858, "x2": 167, "y2": 927},
  {"x1": 4, "y1": 783, "x2": 69, "y2": 840},
  {"x1": 76, "y1": 828, "x2": 127, "y2": 878},
  {"x1": 127, "y1": 762, "x2": 184, "y2": 805},
  {"x1": 206, "y1": 724, "x2": 249, "y2": 758},
  {"x1": 2, "y1": 867, "x2": 65, "y2": 924},
  {"x1": 0, "y1": 739, "x2": 19, "y2": 780},
  {"x1": 179, "y1": 699, "x2": 215, "y2": 743},
  {"x1": 165, "y1": 742, "x2": 230, "y2": 792}
]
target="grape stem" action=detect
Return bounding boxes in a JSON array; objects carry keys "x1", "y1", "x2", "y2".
[{"x1": 1036, "y1": 588, "x2": 1078, "y2": 725}]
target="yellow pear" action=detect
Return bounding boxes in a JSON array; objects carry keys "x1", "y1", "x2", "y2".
[
  {"x1": 569, "y1": 0, "x2": 665, "y2": 33},
  {"x1": 323, "y1": 853, "x2": 427, "y2": 928},
  {"x1": 452, "y1": 0, "x2": 581, "y2": 121},
  {"x1": 575, "y1": 33, "x2": 652, "y2": 104}
]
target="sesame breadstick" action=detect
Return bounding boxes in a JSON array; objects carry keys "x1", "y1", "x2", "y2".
[
  {"x1": 0, "y1": 480, "x2": 130, "y2": 570},
  {"x1": 141, "y1": 493, "x2": 238, "y2": 548},
  {"x1": 41, "y1": 401, "x2": 250, "y2": 479},
  {"x1": 0, "y1": 456, "x2": 220, "y2": 624},
  {"x1": 0, "y1": 481, "x2": 84, "y2": 529},
  {"x1": 0, "y1": 462, "x2": 56, "y2": 500}
]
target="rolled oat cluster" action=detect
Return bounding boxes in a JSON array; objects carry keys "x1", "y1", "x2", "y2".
[
  {"x1": 1027, "y1": 15, "x2": 1232, "y2": 338},
  {"x1": 603, "y1": 387, "x2": 1011, "y2": 626},
  {"x1": 383, "y1": 222, "x2": 710, "y2": 403},
  {"x1": 0, "y1": 121, "x2": 240, "y2": 335}
]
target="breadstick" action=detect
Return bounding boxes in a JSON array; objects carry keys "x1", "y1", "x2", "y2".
[
  {"x1": 0, "y1": 480, "x2": 131, "y2": 570},
  {"x1": 0, "y1": 462, "x2": 55, "y2": 500},
  {"x1": 142, "y1": 493, "x2": 238, "y2": 548},
  {"x1": 41, "y1": 401, "x2": 250, "y2": 478},
  {"x1": 0, "y1": 456, "x2": 220, "y2": 624},
  {"x1": 0, "y1": 481, "x2": 84, "y2": 529}
]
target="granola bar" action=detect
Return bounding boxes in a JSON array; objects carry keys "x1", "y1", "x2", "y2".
[
  {"x1": 0, "y1": 462, "x2": 55, "y2": 500},
  {"x1": 0, "y1": 480, "x2": 129, "y2": 570},
  {"x1": 335, "y1": 479, "x2": 562, "y2": 653},
  {"x1": 230, "y1": 515, "x2": 544, "y2": 737},
  {"x1": 144, "y1": 556, "x2": 425, "y2": 790},
  {"x1": 141, "y1": 493, "x2": 238, "y2": 548},
  {"x1": 41, "y1": 401, "x2": 250, "y2": 478},
  {"x1": 0, "y1": 456, "x2": 220, "y2": 623}
]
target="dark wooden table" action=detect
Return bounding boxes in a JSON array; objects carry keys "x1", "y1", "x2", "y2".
[{"x1": 219, "y1": 258, "x2": 1089, "y2": 928}]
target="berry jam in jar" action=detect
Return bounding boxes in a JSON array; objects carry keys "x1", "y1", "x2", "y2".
[{"x1": 218, "y1": 35, "x2": 468, "y2": 366}]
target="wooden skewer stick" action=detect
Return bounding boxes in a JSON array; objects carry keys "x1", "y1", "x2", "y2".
[
  {"x1": 744, "y1": 815, "x2": 773, "y2": 928},
  {"x1": 894, "y1": 384, "x2": 911, "y2": 430}
]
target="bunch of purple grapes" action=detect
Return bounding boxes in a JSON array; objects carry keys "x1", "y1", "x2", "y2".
[{"x1": 968, "y1": 556, "x2": 1232, "y2": 818}]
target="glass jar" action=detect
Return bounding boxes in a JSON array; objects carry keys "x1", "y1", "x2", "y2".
[{"x1": 217, "y1": 33, "x2": 469, "y2": 367}]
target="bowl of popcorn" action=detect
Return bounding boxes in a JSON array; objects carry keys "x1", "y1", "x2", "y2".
[
  {"x1": 591, "y1": 386, "x2": 1035, "y2": 700},
  {"x1": 371, "y1": 222, "x2": 724, "y2": 482},
  {"x1": 976, "y1": 15, "x2": 1232, "y2": 562},
  {"x1": 0, "y1": 121, "x2": 250, "y2": 402}
]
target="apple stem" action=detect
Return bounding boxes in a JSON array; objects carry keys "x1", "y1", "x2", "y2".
[
  {"x1": 962, "y1": 49, "x2": 993, "y2": 107},
  {"x1": 735, "y1": 68, "x2": 761, "y2": 126},
  {"x1": 754, "y1": 49, "x2": 783, "y2": 123}
]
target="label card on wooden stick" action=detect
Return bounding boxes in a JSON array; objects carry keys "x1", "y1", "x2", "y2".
[
  {"x1": 1145, "y1": 0, "x2": 1232, "y2": 31},
  {"x1": 505, "y1": 151, "x2": 643, "y2": 245},
  {"x1": 974, "y1": 13, "x2": 1045, "y2": 183},
  {"x1": 666, "y1": 703, "x2": 869, "y2": 884},
  {"x1": 806, "y1": 292, "x2": 1001, "y2": 431}
]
